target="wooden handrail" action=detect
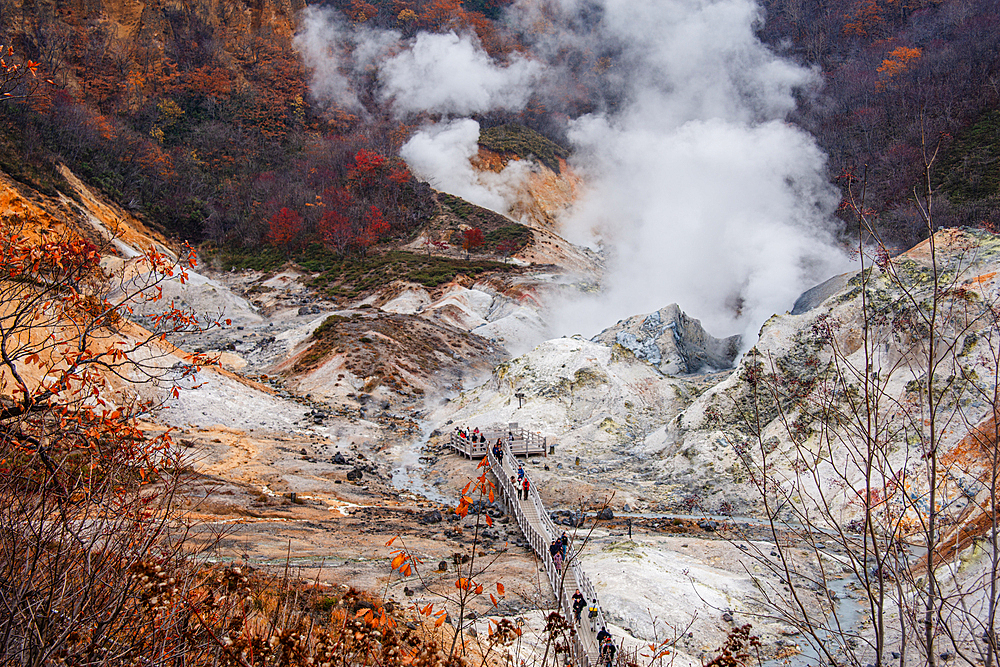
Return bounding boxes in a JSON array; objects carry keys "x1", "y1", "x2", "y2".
[
  {"x1": 447, "y1": 427, "x2": 547, "y2": 458},
  {"x1": 484, "y1": 440, "x2": 608, "y2": 667}
]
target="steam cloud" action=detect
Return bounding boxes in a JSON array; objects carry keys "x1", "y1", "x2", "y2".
[
  {"x1": 295, "y1": 0, "x2": 852, "y2": 346},
  {"x1": 379, "y1": 32, "x2": 542, "y2": 116},
  {"x1": 527, "y1": 0, "x2": 852, "y2": 340},
  {"x1": 401, "y1": 119, "x2": 534, "y2": 214},
  {"x1": 293, "y1": 7, "x2": 363, "y2": 110}
]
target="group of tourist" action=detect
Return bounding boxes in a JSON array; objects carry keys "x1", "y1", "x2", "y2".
[
  {"x1": 494, "y1": 448, "x2": 617, "y2": 667},
  {"x1": 572, "y1": 591, "x2": 615, "y2": 665},
  {"x1": 509, "y1": 464, "x2": 531, "y2": 500},
  {"x1": 549, "y1": 532, "x2": 569, "y2": 570},
  {"x1": 455, "y1": 426, "x2": 489, "y2": 444}
]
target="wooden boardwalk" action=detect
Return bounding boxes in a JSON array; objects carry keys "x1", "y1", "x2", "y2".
[
  {"x1": 484, "y1": 440, "x2": 608, "y2": 667},
  {"x1": 447, "y1": 426, "x2": 547, "y2": 458}
]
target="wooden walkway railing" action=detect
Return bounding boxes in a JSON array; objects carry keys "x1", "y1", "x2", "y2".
[
  {"x1": 447, "y1": 426, "x2": 547, "y2": 458},
  {"x1": 485, "y1": 440, "x2": 607, "y2": 667}
]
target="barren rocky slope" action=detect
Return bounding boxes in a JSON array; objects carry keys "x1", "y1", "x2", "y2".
[{"x1": 8, "y1": 156, "x2": 999, "y2": 665}]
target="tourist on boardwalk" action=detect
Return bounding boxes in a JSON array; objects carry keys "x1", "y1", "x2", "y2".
[
  {"x1": 572, "y1": 590, "x2": 586, "y2": 622},
  {"x1": 517, "y1": 465, "x2": 525, "y2": 482},
  {"x1": 560, "y1": 532, "x2": 569, "y2": 558},
  {"x1": 597, "y1": 627, "x2": 611, "y2": 644},
  {"x1": 549, "y1": 540, "x2": 562, "y2": 570},
  {"x1": 600, "y1": 636, "x2": 616, "y2": 667},
  {"x1": 521, "y1": 477, "x2": 530, "y2": 500}
]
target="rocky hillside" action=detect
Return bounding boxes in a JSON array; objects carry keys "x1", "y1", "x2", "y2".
[{"x1": 437, "y1": 228, "x2": 1000, "y2": 535}]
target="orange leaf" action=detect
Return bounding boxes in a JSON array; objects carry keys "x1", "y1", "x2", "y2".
[
  {"x1": 496, "y1": 582, "x2": 505, "y2": 595},
  {"x1": 477, "y1": 457, "x2": 488, "y2": 469},
  {"x1": 474, "y1": 584, "x2": 483, "y2": 594},
  {"x1": 490, "y1": 593, "x2": 497, "y2": 606},
  {"x1": 385, "y1": 536, "x2": 397, "y2": 547},
  {"x1": 435, "y1": 616, "x2": 446, "y2": 628},
  {"x1": 392, "y1": 553, "x2": 406, "y2": 570},
  {"x1": 485, "y1": 515, "x2": 493, "y2": 527},
  {"x1": 461, "y1": 481, "x2": 472, "y2": 494},
  {"x1": 401, "y1": 563, "x2": 412, "y2": 576}
]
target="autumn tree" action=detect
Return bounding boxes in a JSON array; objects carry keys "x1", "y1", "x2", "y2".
[
  {"x1": 0, "y1": 44, "x2": 42, "y2": 100},
  {"x1": 495, "y1": 239, "x2": 519, "y2": 263},
  {"x1": 318, "y1": 208, "x2": 352, "y2": 255},
  {"x1": 461, "y1": 226, "x2": 485, "y2": 259},
  {"x1": 266, "y1": 206, "x2": 303, "y2": 253},
  {"x1": 0, "y1": 217, "x2": 227, "y2": 664}
]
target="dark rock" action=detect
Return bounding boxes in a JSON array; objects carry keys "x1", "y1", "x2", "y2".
[
  {"x1": 722, "y1": 612, "x2": 734, "y2": 622},
  {"x1": 790, "y1": 272, "x2": 852, "y2": 315},
  {"x1": 404, "y1": 587, "x2": 414, "y2": 597},
  {"x1": 420, "y1": 510, "x2": 443, "y2": 524},
  {"x1": 698, "y1": 520, "x2": 718, "y2": 531},
  {"x1": 597, "y1": 508, "x2": 614, "y2": 520},
  {"x1": 332, "y1": 452, "x2": 348, "y2": 465},
  {"x1": 346, "y1": 468, "x2": 364, "y2": 482},
  {"x1": 438, "y1": 561, "x2": 448, "y2": 572}
]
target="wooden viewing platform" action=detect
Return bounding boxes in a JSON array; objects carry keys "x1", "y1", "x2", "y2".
[
  {"x1": 447, "y1": 424, "x2": 547, "y2": 458},
  {"x1": 485, "y1": 440, "x2": 608, "y2": 667}
]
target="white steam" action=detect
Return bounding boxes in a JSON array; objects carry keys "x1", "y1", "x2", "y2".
[
  {"x1": 379, "y1": 32, "x2": 542, "y2": 116},
  {"x1": 295, "y1": 0, "x2": 854, "y2": 346},
  {"x1": 293, "y1": 7, "x2": 363, "y2": 110},
  {"x1": 513, "y1": 0, "x2": 851, "y2": 340},
  {"x1": 401, "y1": 119, "x2": 534, "y2": 214}
]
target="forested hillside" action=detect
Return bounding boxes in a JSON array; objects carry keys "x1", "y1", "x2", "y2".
[
  {"x1": 0, "y1": 0, "x2": 997, "y2": 254},
  {"x1": 757, "y1": 0, "x2": 1000, "y2": 245}
]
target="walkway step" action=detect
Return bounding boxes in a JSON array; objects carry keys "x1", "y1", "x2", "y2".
[{"x1": 484, "y1": 441, "x2": 608, "y2": 667}]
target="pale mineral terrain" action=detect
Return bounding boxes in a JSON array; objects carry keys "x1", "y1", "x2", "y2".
[{"x1": 6, "y1": 160, "x2": 999, "y2": 667}]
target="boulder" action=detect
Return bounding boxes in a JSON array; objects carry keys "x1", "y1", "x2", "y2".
[
  {"x1": 420, "y1": 510, "x2": 443, "y2": 524},
  {"x1": 592, "y1": 304, "x2": 740, "y2": 374},
  {"x1": 346, "y1": 468, "x2": 364, "y2": 482}
]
